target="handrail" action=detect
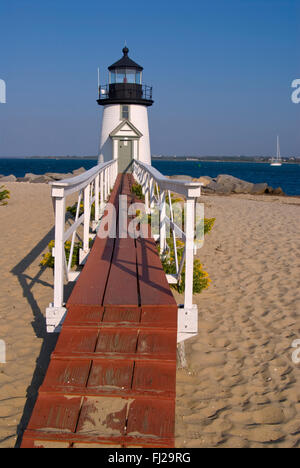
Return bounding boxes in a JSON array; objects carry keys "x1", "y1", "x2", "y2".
[
  {"x1": 134, "y1": 160, "x2": 202, "y2": 198},
  {"x1": 46, "y1": 159, "x2": 118, "y2": 333},
  {"x1": 133, "y1": 159, "x2": 203, "y2": 345}
]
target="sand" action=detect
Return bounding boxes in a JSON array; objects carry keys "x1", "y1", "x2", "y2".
[
  {"x1": 174, "y1": 193, "x2": 300, "y2": 448},
  {"x1": 0, "y1": 182, "x2": 300, "y2": 448}
]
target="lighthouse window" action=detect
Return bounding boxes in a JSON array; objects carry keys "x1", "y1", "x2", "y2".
[{"x1": 121, "y1": 105, "x2": 129, "y2": 120}]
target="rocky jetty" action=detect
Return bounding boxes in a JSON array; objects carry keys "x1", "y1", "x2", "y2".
[
  {"x1": 0, "y1": 169, "x2": 286, "y2": 196},
  {"x1": 168, "y1": 174, "x2": 285, "y2": 196},
  {"x1": 0, "y1": 167, "x2": 86, "y2": 184}
]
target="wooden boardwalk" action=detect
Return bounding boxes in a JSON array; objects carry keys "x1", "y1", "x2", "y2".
[{"x1": 21, "y1": 174, "x2": 178, "y2": 448}]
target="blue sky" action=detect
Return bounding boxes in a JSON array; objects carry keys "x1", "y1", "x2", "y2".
[{"x1": 0, "y1": 0, "x2": 299, "y2": 157}]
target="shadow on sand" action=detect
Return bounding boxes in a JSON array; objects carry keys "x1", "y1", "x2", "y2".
[{"x1": 10, "y1": 226, "x2": 76, "y2": 447}]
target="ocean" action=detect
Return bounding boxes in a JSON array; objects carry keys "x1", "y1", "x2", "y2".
[{"x1": 0, "y1": 158, "x2": 299, "y2": 196}]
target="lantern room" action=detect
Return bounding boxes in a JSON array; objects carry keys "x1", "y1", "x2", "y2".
[{"x1": 97, "y1": 47, "x2": 153, "y2": 106}]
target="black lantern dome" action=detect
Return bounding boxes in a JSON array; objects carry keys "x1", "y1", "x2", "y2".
[{"x1": 97, "y1": 47, "x2": 153, "y2": 106}]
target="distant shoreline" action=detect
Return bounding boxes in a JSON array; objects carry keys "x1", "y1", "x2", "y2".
[{"x1": 0, "y1": 156, "x2": 299, "y2": 165}]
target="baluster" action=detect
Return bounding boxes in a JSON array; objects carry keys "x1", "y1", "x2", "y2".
[
  {"x1": 95, "y1": 174, "x2": 100, "y2": 223},
  {"x1": 83, "y1": 183, "x2": 91, "y2": 254},
  {"x1": 160, "y1": 190, "x2": 166, "y2": 254}
]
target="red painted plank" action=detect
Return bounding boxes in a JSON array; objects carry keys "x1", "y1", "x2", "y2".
[
  {"x1": 96, "y1": 328, "x2": 138, "y2": 354},
  {"x1": 21, "y1": 437, "x2": 71, "y2": 448},
  {"x1": 67, "y1": 237, "x2": 114, "y2": 307},
  {"x1": 136, "y1": 236, "x2": 177, "y2": 307},
  {"x1": 27, "y1": 395, "x2": 82, "y2": 433},
  {"x1": 103, "y1": 238, "x2": 139, "y2": 306},
  {"x1": 132, "y1": 362, "x2": 176, "y2": 396},
  {"x1": 102, "y1": 307, "x2": 141, "y2": 324},
  {"x1": 63, "y1": 306, "x2": 104, "y2": 327},
  {"x1": 137, "y1": 331, "x2": 177, "y2": 359},
  {"x1": 87, "y1": 360, "x2": 134, "y2": 393},
  {"x1": 126, "y1": 399, "x2": 175, "y2": 441},
  {"x1": 54, "y1": 329, "x2": 98, "y2": 355},
  {"x1": 41, "y1": 359, "x2": 91, "y2": 392},
  {"x1": 141, "y1": 306, "x2": 177, "y2": 329}
]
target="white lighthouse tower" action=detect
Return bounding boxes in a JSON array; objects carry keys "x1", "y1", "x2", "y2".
[{"x1": 97, "y1": 47, "x2": 153, "y2": 173}]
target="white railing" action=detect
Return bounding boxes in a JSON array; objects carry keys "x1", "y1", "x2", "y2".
[
  {"x1": 46, "y1": 159, "x2": 118, "y2": 333},
  {"x1": 133, "y1": 159, "x2": 203, "y2": 346}
]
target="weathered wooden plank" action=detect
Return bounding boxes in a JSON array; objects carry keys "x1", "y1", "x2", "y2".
[
  {"x1": 41, "y1": 359, "x2": 91, "y2": 392},
  {"x1": 132, "y1": 361, "x2": 176, "y2": 397},
  {"x1": 67, "y1": 237, "x2": 114, "y2": 307},
  {"x1": 103, "y1": 237, "x2": 139, "y2": 307},
  {"x1": 126, "y1": 399, "x2": 175, "y2": 442},
  {"x1": 136, "y1": 236, "x2": 177, "y2": 307},
  {"x1": 26, "y1": 395, "x2": 82, "y2": 433},
  {"x1": 63, "y1": 305, "x2": 104, "y2": 327}
]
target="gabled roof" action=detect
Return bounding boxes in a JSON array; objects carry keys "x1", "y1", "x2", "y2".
[
  {"x1": 109, "y1": 119, "x2": 143, "y2": 138},
  {"x1": 108, "y1": 47, "x2": 143, "y2": 71}
]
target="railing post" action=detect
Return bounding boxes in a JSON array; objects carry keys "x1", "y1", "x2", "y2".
[
  {"x1": 53, "y1": 196, "x2": 66, "y2": 308},
  {"x1": 184, "y1": 197, "x2": 195, "y2": 309}
]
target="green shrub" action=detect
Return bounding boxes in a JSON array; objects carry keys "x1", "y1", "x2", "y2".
[
  {"x1": 204, "y1": 217, "x2": 215, "y2": 234},
  {"x1": 67, "y1": 201, "x2": 95, "y2": 219},
  {"x1": 131, "y1": 183, "x2": 145, "y2": 201},
  {"x1": 160, "y1": 238, "x2": 211, "y2": 294},
  {"x1": 40, "y1": 239, "x2": 93, "y2": 269},
  {"x1": 159, "y1": 209, "x2": 215, "y2": 294},
  {"x1": 0, "y1": 186, "x2": 10, "y2": 206}
]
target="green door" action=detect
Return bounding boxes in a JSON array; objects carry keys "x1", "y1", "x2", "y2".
[{"x1": 118, "y1": 139, "x2": 133, "y2": 173}]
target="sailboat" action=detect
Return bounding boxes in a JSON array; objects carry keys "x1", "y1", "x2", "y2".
[{"x1": 270, "y1": 136, "x2": 282, "y2": 166}]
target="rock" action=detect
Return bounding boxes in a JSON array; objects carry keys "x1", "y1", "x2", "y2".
[
  {"x1": 30, "y1": 175, "x2": 51, "y2": 184},
  {"x1": 72, "y1": 167, "x2": 86, "y2": 176},
  {"x1": 216, "y1": 174, "x2": 254, "y2": 194},
  {"x1": 45, "y1": 172, "x2": 73, "y2": 180},
  {"x1": 198, "y1": 176, "x2": 213, "y2": 186},
  {"x1": 251, "y1": 183, "x2": 268, "y2": 195},
  {"x1": 265, "y1": 186, "x2": 274, "y2": 194},
  {"x1": 0, "y1": 175, "x2": 17, "y2": 182},
  {"x1": 272, "y1": 187, "x2": 285, "y2": 196},
  {"x1": 16, "y1": 177, "x2": 30, "y2": 182},
  {"x1": 25, "y1": 173, "x2": 42, "y2": 181},
  {"x1": 203, "y1": 180, "x2": 219, "y2": 192}
]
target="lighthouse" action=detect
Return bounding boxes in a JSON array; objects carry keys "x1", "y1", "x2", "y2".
[{"x1": 97, "y1": 47, "x2": 154, "y2": 173}]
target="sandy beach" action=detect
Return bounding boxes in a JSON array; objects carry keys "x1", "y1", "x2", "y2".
[{"x1": 0, "y1": 182, "x2": 300, "y2": 448}]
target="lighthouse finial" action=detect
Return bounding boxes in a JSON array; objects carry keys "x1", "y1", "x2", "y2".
[{"x1": 123, "y1": 42, "x2": 129, "y2": 56}]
